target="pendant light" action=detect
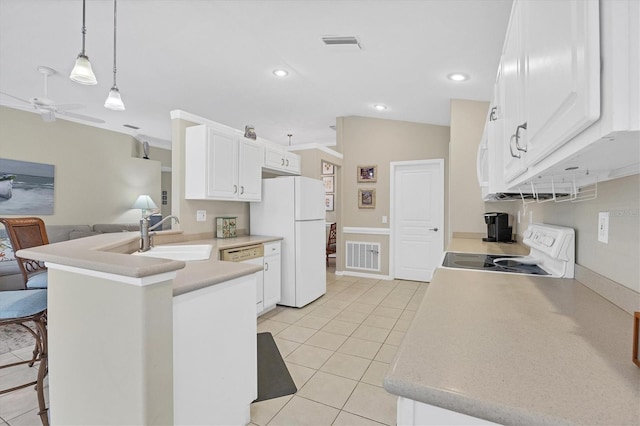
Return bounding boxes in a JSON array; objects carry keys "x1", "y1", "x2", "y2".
[
  {"x1": 104, "y1": 0, "x2": 125, "y2": 110},
  {"x1": 69, "y1": 0, "x2": 97, "y2": 85}
]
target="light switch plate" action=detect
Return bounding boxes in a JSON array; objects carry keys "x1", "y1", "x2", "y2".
[
  {"x1": 382, "y1": 216, "x2": 388, "y2": 224},
  {"x1": 196, "y1": 210, "x2": 206, "y2": 222},
  {"x1": 598, "y1": 211, "x2": 609, "y2": 243}
]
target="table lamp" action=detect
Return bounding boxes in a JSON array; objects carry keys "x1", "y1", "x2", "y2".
[{"x1": 132, "y1": 195, "x2": 158, "y2": 218}]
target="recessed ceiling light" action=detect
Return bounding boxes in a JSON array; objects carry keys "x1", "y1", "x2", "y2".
[
  {"x1": 273, "y1": 69, "x2": 289, "y2": 77},
  {"x1": 447, "y1": 73, "x2": 469, "y2": 81},
  {"x1": 373, "y1": 104, "x2": 388, "y2": 111}
]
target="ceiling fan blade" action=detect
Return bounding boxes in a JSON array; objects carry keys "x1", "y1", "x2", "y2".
[
  {"x1": 56, "y1": 110, "x2": 106, "y2": 124},
  {"x1": 0, "y1": 91, "x2": 32, "y2": 105},
  {"x1": 51, "y1": 103, "x2": 84, "y2": 111}
]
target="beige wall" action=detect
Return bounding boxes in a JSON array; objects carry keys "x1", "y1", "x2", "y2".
[
  {"x1": 449, "y1": 99, "x2": 492, "y2": 235},
  {"x1": 171, "y1": 118, "x2": 249, "y2": 236},
  {"x1": 338, "y1": 116, "x2": 450, "y2": 275},
  {"x1": 0, "y1": 107, "x2": 161, "y2": 225}
]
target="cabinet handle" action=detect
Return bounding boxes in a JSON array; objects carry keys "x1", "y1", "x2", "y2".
[
  {"x1": 286, "y1": 159, "x2": 289, "y2": 166},
  {"x1": 264, "y1": 262, "x2": 269, "y2": 271},
  {"x1": 240, "y1": 186, "x2": 244, "y2": 194},
  {"x1": 281, "y1": 158, "x2": 285, "y2": 166},
  {"x1": 233, "y1": 185, "x2": 238, "y2": 194},
  {"x1": 514, "y1": 122, "x2": 528, "y2": 152},
  {"x1": 509, "y1": 134, "x2": 521, "y2": 158}
]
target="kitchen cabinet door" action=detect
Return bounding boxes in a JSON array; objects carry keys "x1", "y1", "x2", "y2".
[
  {"x1": 263, "y1": 146, "x2": 301, "y2": 175},
  {"x1": 206, "y1": 127, "x2": 239, "y2": 199},
  {"x1": 501, "y1": 1, "x2": 528, "y2": 184},
  {"x1": 238, "y1": 139, "x2": 262, "y2": 201},
  {"x1": 521, "y1": 0, "x2": 600, "y2": 169},
  {"x1": 263, "y1": 242, "x2": 281, "y2": 311},
  {"x1": 284, "y1": 151, "x2": 301, "y2": 174}
]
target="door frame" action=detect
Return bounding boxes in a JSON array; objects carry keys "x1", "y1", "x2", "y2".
[{"x1": 389, "y1": 159, "x2": 445, "y2": 280}]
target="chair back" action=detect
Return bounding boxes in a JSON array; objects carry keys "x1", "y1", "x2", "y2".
[
  {"x1": 326, "y1": 223, "x2": 337, "y2": 266},
  {"x1": 0, "y1": 217, "x2": 49, "y2": 288}
]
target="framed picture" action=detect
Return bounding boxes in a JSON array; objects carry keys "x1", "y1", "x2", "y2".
[
  {"x1": 358, "y1": 188, "x2": 376, "y2": 209},
  {"x1": 325, "y1": 194, "x2": 334, "y2": 211},
  {"x1": 321, "y1": 161, "x2": 334, "y2": 175},
  {"x1": 357, "y1": 165, "x2": 377, "y2": 183},
  {"x1": 322, "y1": 176, "x2": 334, "y2": 192}
]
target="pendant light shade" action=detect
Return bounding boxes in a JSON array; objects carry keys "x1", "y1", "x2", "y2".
[
  {"x1": 104, "y1": 87, "x2": 125, "y2": 110},
  {"x1": 105, "y1": 0, "x2": 125, "y2": 110},
  {"x1": 70, "y1": 0, "x2": 97, "y2": 85}
]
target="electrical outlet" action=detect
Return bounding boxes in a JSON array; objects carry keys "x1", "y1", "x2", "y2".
[
  {"x1": 382, "y1": 216, "x2": 388, "y2": 224},
  {"x1": 196, "y1": 210, "x2": 206, "y2": 222},
  {"x1": 598, "y1": 211, "x2": 609, "y2": 243}
]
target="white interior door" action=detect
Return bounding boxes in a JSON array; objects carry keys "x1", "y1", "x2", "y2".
[{"x1": 392, "y1": 160, "x2": 444, "y2": 282}]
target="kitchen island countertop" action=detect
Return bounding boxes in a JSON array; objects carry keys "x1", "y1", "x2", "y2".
[
  {"x1": 383, "y1": 238, "x2": 640, "y2": 425},
  {"x1": 17, "y1": 230, "x2": 282, "y2": 296}
]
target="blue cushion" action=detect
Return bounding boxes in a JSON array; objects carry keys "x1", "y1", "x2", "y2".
[
  {"x1": 26, "y1": 272, "x2": 48, "y2": 289},
  {"x1": 0, "y1": 290, "x2": 47, "y2": 320}
]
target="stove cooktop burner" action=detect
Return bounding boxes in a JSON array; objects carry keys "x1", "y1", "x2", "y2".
[{"x1": 442, "y1": 252, "x2": 549, "y2": 275}]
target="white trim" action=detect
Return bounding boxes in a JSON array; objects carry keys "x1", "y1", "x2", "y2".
[
  {"x1": 343, "y1": 227, "x2": 390, "y2": 235},
  {"x1": 287, "y1": 143, "x2": 343, "y2": 159},
  {"x1": 45, "y1": 263, "x2": 177, "y2": 287},
  {"x1": 334, "y1": 270, "x2": 393, "y2": 280}
]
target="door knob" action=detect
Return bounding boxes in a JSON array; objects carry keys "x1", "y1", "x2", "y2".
[{"x1": 428, "y1": 227, "x2": 439, "y2": 232}]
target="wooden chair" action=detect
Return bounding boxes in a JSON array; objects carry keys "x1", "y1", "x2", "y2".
[
  {"x1": 326, "y1": 222, "x2": 337, "y2": 267},
  {"x1": 0, "y1": 289, "x2": 49, "y2": 425},
  {"x1": 0, "y1": 217, "x2": 49, "y2": 289}
]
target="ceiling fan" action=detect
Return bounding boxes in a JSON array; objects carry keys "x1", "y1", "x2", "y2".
[{"x1": 0, "y1": 66, "x2": 105, "y2": 124}]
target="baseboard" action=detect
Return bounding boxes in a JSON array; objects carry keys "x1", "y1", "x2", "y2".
[
  {"x1": 334, "y1": 270, "x2": 393, "y2": 280},
  {"x1": 575, "y1": 264, "x2": 640, "y2": 315}
]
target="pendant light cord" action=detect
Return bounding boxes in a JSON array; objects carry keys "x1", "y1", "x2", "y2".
[
  {"x1": 111, "y1": 0, "x2": 118, "y2": 88},
  {"x1": 80, "y1": 0, "x2": 87, "y2": 55}
]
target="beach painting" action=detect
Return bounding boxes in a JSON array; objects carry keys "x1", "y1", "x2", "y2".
[{"x1": 0, "y1": 158, "x2": 54, "y2": 215}]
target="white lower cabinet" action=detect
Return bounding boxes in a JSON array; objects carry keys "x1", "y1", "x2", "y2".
[
  {"x1": 397, "y1": 397, "x2": 499, "y2": 426},
  {"x1": 263, "y1": 242, "x2": 282, "y2": 311},
  {"x1": 242, "y1": 257, "x2": 265, "y2": 314},
  {"x1": 173, "y1": 273, "x2": 257, "y2": 425}
]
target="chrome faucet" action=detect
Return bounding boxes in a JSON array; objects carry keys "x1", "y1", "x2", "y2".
[{"x1": 139, "y1": 215, "x2": 180, "y2": 252}]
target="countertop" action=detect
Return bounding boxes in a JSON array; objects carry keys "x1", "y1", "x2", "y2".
[
  {"x1": 17, "y1": 231, "x2": 282, "y2": 296},
  {"x1": 383, "y1": 238, "x2": 640, "y2": 425}
]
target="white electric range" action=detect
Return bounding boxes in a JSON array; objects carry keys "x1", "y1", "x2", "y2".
[{"x1": 442, "y1": 223, "x2": 575, "y2": 278}]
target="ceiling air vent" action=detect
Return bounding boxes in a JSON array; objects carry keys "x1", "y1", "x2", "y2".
[{"x1": 321, "y1": 36, "x2": 361, "y2": 49}]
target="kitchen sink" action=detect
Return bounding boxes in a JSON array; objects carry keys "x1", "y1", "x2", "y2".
[{"x1": 132, "y1": 244, "x2": 213, "y2": 261}]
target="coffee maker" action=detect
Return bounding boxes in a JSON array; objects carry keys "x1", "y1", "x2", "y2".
[{"x1": 483, "y1": 212, "x2": 513, "y2": 242}]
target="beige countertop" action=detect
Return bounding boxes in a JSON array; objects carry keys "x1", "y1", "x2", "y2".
[
  {"x1": 17, "y1": 231, "x2": 282, "y2": 296},
  {"x1": 383, "y1": 238, "x2": 640, "y2": 425}
]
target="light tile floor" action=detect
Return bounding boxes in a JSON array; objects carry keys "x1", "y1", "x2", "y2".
[{"x1": 0, "y1": 265, "x2": 428, "y2": 426}]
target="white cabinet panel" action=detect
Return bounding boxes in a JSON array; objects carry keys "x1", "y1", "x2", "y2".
[
  {"x1": 263, "y1": 242, "x2": 281, "y2": 311},
  {"x1": 263, "y1": 146, "x2": 301, "y2": 175},
  {"x1": 521, "y1": 0, "x2": 600, "y2": 168},
  {"x1": 185, "y1": 124, "x2": 262, "y2": 201}
]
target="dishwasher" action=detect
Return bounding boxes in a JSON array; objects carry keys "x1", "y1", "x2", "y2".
[{"x1": 220, "y1": 244, "x2": 265, "y2": 313}]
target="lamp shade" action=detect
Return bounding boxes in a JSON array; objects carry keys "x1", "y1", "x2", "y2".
[
  {"x1": 132, "y1": 195, "x2": 158, "y2": 210},
  {"x1": 104, "y1": 87, "x2": 125, "y2": 110},
  {"x1": 70, "y1": 55, "x2": 97, "y2": 85}
]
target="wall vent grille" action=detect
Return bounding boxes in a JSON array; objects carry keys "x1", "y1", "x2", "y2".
[{"x1": 345, "y1": 241, "x2": 380, "y2": 271}]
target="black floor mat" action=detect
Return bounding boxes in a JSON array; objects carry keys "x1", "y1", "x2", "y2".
[{"x1": 255, "y1": 332, "x2": 297, "y2": 403}]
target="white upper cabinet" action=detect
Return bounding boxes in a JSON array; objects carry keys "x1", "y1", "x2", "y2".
[
  {"x1": 521, "y1": 0, "x2": 600, "y2": 168},
  {"x1": 185, "y1": 124, "x2": 262, "y2": 201},
  {"x1": 500, "y1": 0, "x2": 601, "y2": 187},
  {"x1": 263, "y1": 146, "x2": 301, "y2": 175}
]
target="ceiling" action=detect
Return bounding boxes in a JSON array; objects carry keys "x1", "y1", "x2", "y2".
[{"x1": 0, "y1": 0, "x2": 512, "y2": 149}]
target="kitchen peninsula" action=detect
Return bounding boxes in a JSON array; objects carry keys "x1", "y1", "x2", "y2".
[{"x1": 17, "y1": 230, "x2": 282, "y2": 425}]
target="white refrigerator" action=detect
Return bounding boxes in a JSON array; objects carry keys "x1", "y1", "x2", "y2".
[{"x1": 250, "y1": 176, "x2": 327, "y2": 307}]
